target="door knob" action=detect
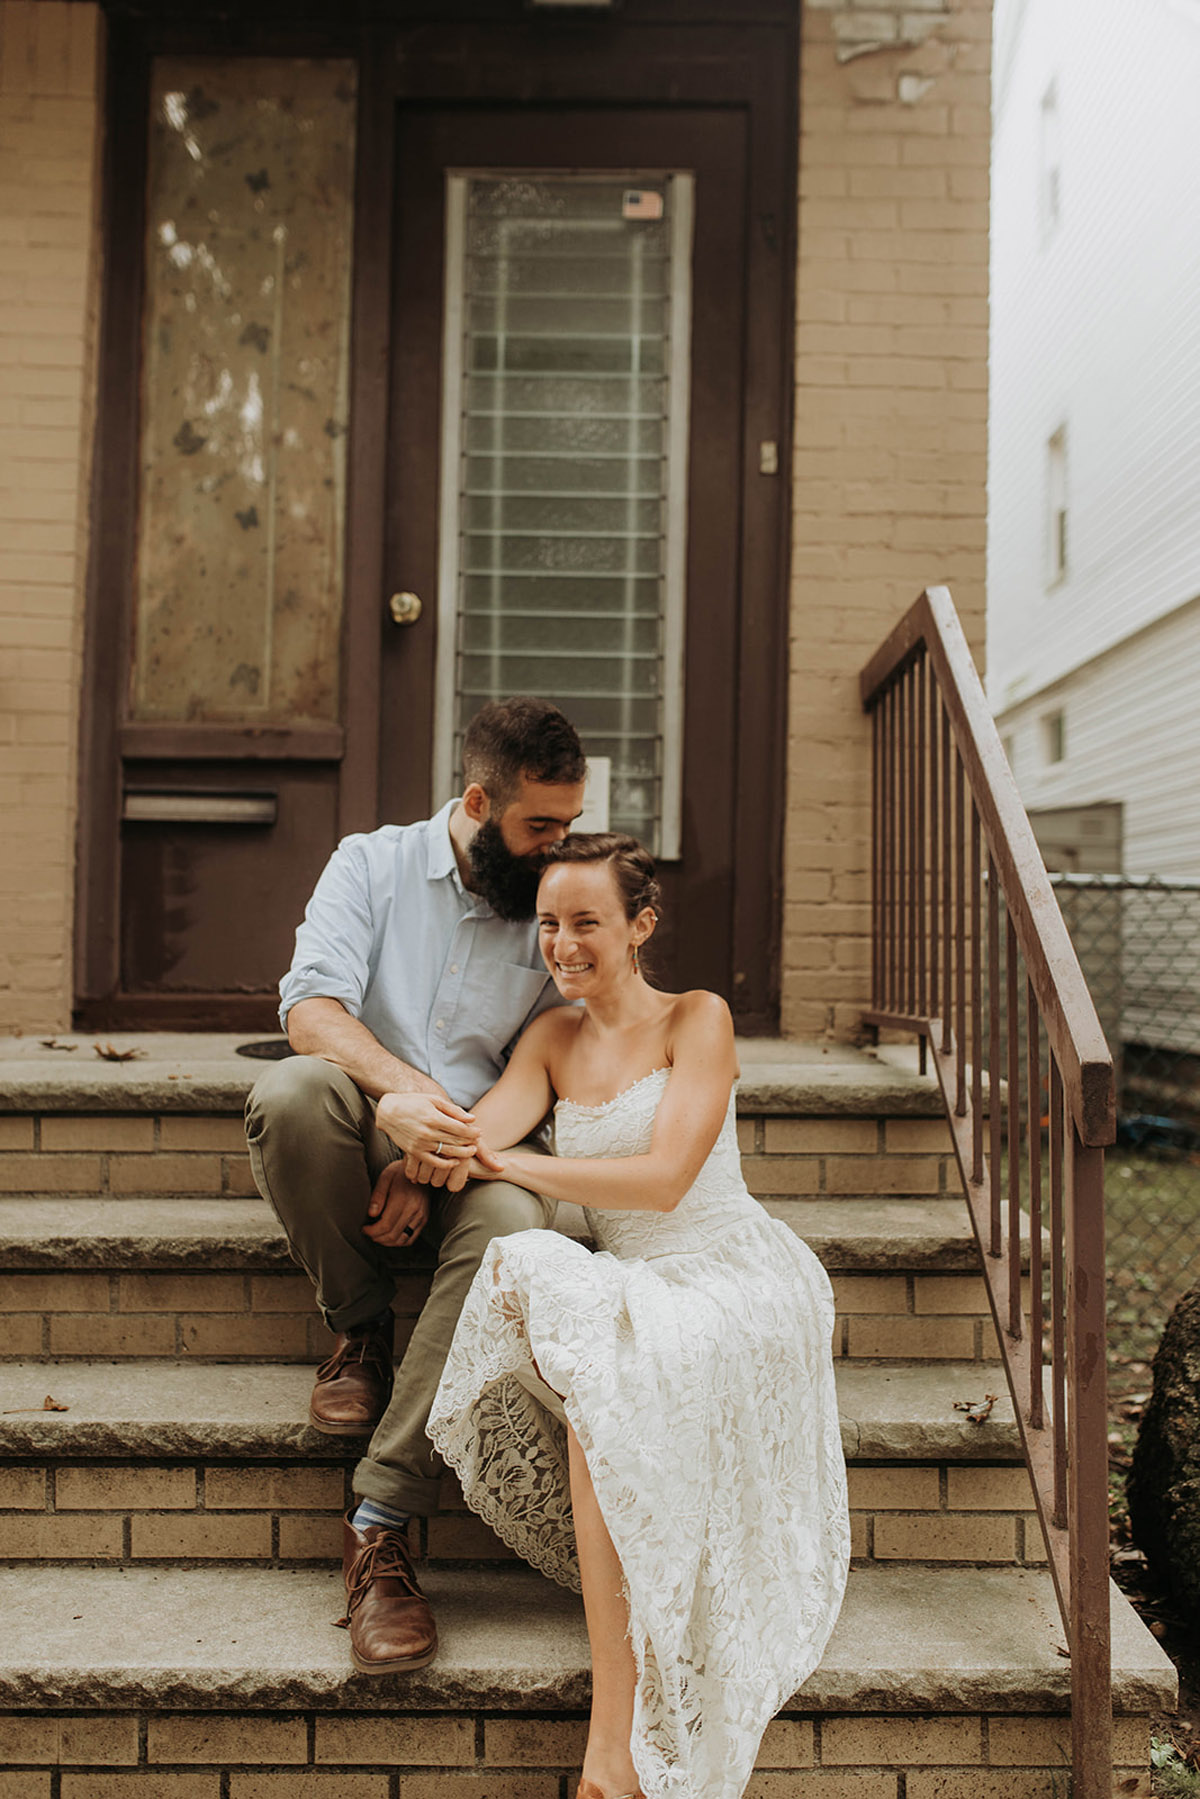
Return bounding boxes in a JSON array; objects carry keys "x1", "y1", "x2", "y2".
[{"x1": 388, "y1": 591, "x2": 423, "y2": 626}]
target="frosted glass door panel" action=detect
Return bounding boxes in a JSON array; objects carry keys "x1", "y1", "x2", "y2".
[
  {"x1": 131, "y1": 58, "x2": 355, "y2": 726},
  {"x1": 435, "y1": 173, "x2": 693, "y2": 855}
]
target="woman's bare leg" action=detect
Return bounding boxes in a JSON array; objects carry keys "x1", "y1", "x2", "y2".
[{"x1": 568, "y1": 1421, "x2": 642, "y2": 1796}]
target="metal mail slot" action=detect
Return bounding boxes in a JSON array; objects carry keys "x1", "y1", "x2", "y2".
[{"x1": 122, "y1": 791, "x2": 278, "y2": 826}]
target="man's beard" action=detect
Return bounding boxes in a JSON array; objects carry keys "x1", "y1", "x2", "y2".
[{"x1": 467, "y1": 817, "x2": 545, "y2": 922}]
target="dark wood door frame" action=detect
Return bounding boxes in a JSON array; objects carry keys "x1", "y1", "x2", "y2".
[{"x1": 77, "y1": 1, "x2": 796, "y2": 1031}]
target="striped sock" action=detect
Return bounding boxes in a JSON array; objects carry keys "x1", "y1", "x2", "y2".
[{"x1": 351, "y1": 1496, "x2": 410, "y2": 1535}]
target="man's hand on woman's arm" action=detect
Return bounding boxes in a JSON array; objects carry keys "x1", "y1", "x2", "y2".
[
  {"x1": 402, "y1": 1139, "x2": 503, "y2": 1191},
  {"x1": 286, "y1": 996, "x2": 483, "y2": 1170}
]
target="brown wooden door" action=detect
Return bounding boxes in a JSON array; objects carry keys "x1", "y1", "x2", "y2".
[{"x1": 378, "y1": 105, "x2": 748, "y2": 1000}]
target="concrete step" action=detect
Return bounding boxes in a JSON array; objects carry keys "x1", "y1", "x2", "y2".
[
  {"x1": 0, "y1": 1195, "x2": 983, "y2": 1270},
  {"x1": 0, "y1": 1357, "x2": 1020, "y2": 1461},
  {"x1": 0, "y1": 1195, "x2": 1005, "y2": 1365},
  {"x1": 0, "y1": 1358, "x2": 1043, "y2": 1569},
  {"x1": 0, "y1": 1032, "x2": 948, "y2": 1120},
  {"x1": 0, "y1": 1564, "x2": 1172, "y2": 1796}
]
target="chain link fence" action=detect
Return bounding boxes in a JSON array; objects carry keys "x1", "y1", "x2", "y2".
[{"x1": 1051, "y1": 875, "x2": 1200, "y2": 1392}]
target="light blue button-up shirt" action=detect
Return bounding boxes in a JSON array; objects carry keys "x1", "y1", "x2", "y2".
[{"x1": 278, "y1": 800, "x2": 567, "y2": 1109}]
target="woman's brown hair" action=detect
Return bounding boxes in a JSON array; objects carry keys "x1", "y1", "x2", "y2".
[{"x1": 540, "y1": 832, "x2": 662, "y2": 924}]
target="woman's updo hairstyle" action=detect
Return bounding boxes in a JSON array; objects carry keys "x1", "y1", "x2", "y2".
[{"x1": 541, "y1": 832, "x2": 662, "y2": 924}]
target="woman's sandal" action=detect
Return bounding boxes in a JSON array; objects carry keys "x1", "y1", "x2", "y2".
[{"x1": 575, "y1": 1783, "x2": 645, "y2": 1799}]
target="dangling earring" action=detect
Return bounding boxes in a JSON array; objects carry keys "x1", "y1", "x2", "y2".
[{"x1": 632, "y1": 942, "x2": 641, "y2": 975}]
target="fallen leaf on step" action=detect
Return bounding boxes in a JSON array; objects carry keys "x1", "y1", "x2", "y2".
[
  {"x1": 952, "y1": 1393, "x2": 998, "y2": 1424},
  {"x1": 2, "y1": 1395, "x2": 69, "y2": 1413},
  {"x1": 93, "y1": 1042, "x2": 147, "y2": 1061},
  {"x1": 39, "y1": 1039, "x2": 77, "y2": 1051}
]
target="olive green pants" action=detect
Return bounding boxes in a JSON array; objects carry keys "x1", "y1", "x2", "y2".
[{"x1": 245, "y1": 1055, "x2": 553, "y2": 1515}]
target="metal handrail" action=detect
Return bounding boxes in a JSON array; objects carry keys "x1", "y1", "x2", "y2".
[{"x1": 860, "y1": 586, "x2": 1114, "y2": 1799}]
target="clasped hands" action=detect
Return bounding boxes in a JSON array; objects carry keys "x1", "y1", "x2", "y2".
[{"x1": 363, "y1": 1092, "x2": 503, "y2": 1249}]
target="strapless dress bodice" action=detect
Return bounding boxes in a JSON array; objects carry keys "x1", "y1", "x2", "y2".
[{"x1": 554, "y1": 1065, "x2": 763, "y2": 1261}]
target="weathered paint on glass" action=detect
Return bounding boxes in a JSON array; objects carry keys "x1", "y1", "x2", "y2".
[{"x1": 131, "y1": 58, "x2": 356, "y2": 724}]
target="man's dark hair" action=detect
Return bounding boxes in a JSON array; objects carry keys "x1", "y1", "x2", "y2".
[{"x1": 462, "y1": 697, "x2": 586, "y2": 810}]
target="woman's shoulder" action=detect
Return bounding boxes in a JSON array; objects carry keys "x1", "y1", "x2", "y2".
[
  {"x1": 524, "y1": 1000, "x2": 582, "y2": 1037},
  {"x1": 663, "y1": 989, "x2": 736, "y2": 1057},
  {"x1": 667, "y1": 988, "x2": 733, "y2": 1026},
  {"x1": 519, "y1": 1002, "x2": 584, "y2": 1058}
]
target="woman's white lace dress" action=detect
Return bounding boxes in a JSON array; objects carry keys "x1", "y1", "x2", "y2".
[{"x1": 428, "y1": 1067, "x2": 850, "y2": 1799}]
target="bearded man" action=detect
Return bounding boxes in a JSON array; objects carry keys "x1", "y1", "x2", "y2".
[{"x1": 245, "y1": 697, "x2": 586, "y2": 1673}]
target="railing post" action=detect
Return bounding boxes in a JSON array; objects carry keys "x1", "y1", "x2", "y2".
[
  {"x1": 1067, "y1": 1131, "x2": 1112, "y2": 1799},
  {"x1": 872, "y1": 699, "x2": 882, "y2": 1010}
]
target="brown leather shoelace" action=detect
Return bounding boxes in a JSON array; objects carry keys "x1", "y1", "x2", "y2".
[
  {"x1": 336, "y1": 1532, "x2": 429, "y2": 1633},
  {"x1": 315, "y1": 1331, "x2": 392, "y2": 1386},
  {"x1": 344, "y1": 1533, "x2": 425, "y2": 1615}
]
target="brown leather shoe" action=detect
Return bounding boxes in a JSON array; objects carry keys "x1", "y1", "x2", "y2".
[
  {"x1": 342, "y1": 1512, "x2": 437, "y2": 1673},
  {"x1": 309, "y1": 1318, "x2": 394, "y2": 1435}
]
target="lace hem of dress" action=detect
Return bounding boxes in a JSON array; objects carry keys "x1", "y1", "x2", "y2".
[{"x1": 428, "y1": 1292, "x2": 581, "y2": 1593}]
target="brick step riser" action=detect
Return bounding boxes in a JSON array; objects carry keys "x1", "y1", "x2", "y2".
[
  {"x1": 0, "y1": 1270, "x2": 1013, "y2": 1363},
  {"x1": 0, "y1": 1707, "x2": 1153, "y2": 1798},
  {"x1": 0, "y1": 1460, "x2": 1048, "y2": 1569},
  {"x1": 0, "y1": 1115, "x2": 258, "y2": 1200},
  {"x1": 0, "y1": 1111, "x2": 960, "y2": 1203}
]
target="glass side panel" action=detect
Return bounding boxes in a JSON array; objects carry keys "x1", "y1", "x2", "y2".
[
  {"x1": 436, "y1": 173, "x2": 693, "y2": 855},
  {"x1": 130, "y1": 58, "x2": 356, "y2": 725}
]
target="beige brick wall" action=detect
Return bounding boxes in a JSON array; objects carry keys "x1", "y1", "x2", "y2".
[
  {"x1": 0, "y1": 0, "x2": 104, "y2": 1033},
  {"x1": 784, "y1": 0, "x2": 991, "y2": 1039}
]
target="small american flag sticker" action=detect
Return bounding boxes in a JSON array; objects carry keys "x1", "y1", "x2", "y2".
[{"x1": 622, "y1": 189, "x2": 664, "y2": 221}]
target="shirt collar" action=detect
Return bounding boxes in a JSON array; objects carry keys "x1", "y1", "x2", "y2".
[
  {"x1": 424, "y1": 798, "x2": 461, "y2": 882},
  {"x1": 424, "y1": 797, "x2": 491, "y2": 912}
]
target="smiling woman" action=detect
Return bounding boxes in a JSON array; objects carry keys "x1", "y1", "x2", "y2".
[
  {"x1": 426, "y1": 829, "x2": 849, "y2": 1799},
  {"x1": 536, "y1": 834, "x2": 662, "y2": 1004}
]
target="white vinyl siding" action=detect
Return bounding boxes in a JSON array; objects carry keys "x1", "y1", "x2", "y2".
[
  {"x1": 995, "y1": 597, "x2": 1200, "y2": 880},
  {"x1": 988, "y1": 0, "x2": 1200, "y2": 715}
]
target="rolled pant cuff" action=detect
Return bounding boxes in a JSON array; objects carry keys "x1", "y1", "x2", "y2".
[
  {"x1": 352, "y1": 1455, "x2": 443, "y2": 1518},
  {"x1": 324, "y1": 1282, "x2": 397, "y2": 1335}
]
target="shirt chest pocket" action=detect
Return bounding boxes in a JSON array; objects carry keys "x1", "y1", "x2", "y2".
[{"x1": 472, "y1": 962, "x2": 554, "y2": 1055}]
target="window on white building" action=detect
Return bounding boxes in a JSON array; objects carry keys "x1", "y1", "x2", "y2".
[
  {"x1": 1039, "y1": 81, "x2": 1062, "y2": 242},
  {"x1": 1041, "y1": 709, "x2": 1066, "y2": 765},
  {"x1": 1047, "y1": 426, "x2": 1068, "y2": 583}
]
